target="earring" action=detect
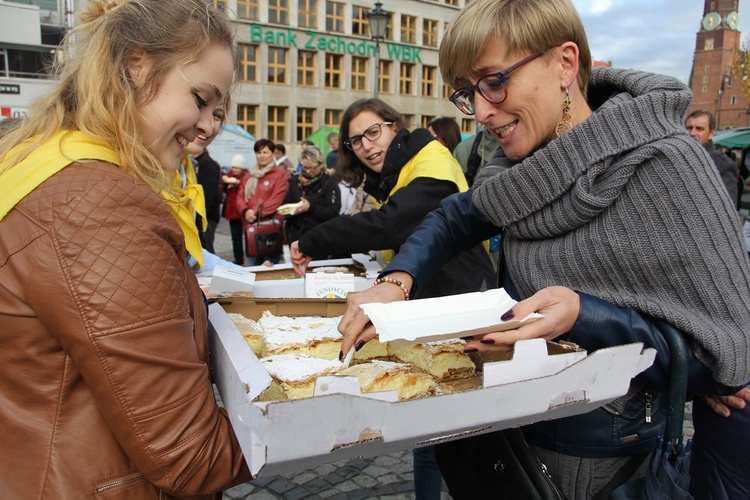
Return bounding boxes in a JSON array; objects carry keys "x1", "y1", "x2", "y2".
[{"x1": 555, "y1": 87, "x2": 572, "y2": 137}]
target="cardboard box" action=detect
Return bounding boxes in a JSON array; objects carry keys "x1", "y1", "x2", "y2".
[{"x1": 208, "y1": 299, "x2": 655, "y2": 478}]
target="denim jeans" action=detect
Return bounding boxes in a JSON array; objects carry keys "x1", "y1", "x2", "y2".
[{"x1": 413, "y1": 445, "x2": 444, "y2": 500}]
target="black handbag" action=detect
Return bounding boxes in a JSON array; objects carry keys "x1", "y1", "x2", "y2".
[{"x1": 434, "y1": 427, "x2": 566, "y2": 500}]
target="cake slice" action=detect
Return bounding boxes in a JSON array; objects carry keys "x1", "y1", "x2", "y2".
[
  {"x1": 227, "y1": 312, "x2": 264, "y2": 358},
  {"x1": 257, "y1": 353, "x2": 342, "y2": 401},
  {"x1": 340, "y1": 360, "x2": 436, "y2": 401},
  {"x1": 388, "y1": 339, "x2": 476, "y2": 382},
  {"x1": 259, "y1": 311, "x2": 342, "y2": 359}
]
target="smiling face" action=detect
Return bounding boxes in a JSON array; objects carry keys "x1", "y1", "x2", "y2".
[
  {"x1": 348, "y1": 111, "x2": 398, "y2": 173},
  {"x1": 464, "y1": 37, "x2": 561, "y2": 161},
  {"x1": 256, "y1": 146, "x2": 275, "y2": 168},
  {"x1": 132, "y1": 41, "x2": 233, "y2": 172}
]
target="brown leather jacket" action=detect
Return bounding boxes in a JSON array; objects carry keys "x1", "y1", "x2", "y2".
[{"x1": 0, "y1": 161, "x2": 251, "y2": 498}]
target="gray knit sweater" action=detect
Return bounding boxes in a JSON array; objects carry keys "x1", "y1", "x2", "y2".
[{"x1": 473, "y1": 67, "x2": 750, "y2": 387}]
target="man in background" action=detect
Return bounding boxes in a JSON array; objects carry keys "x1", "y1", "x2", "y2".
[
  {"x1": 326, "y1": 132, "x2": 340, "y2": 175},
  {"x1": 685, "y1": 110, "x2": 739, "y2": 207}
]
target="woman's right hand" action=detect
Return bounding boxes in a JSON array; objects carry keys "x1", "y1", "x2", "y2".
[
  {"x1": 338, "y1": 272, "x2": 413, "y2": 358},
  {"x1": 290, "y1": 241, "x2": 312, "y2": 276}
]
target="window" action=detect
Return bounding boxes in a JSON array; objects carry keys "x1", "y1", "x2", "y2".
[
  {"x1": 325, "y1": 53, "x2": 343, "y2": 89},
  {"x1": 461, "y1": 118, "x2": 474, "y2": 135},
  {"x1": 237, "y1": 0, "x2": 259, "y2": 20},
  {"x1": 704, "y1": 65, "x2": 710, "y2": 72},
  {"x1": 442, "y1": 82, "x2": 452, "y2": 99},
  {"x1": 703, "y1": 75, "x2": 709, "y2": 84},
  {"x1": 239, "y1": 44, "x2": 259, "y2": 82},
  {"x1": 351, "y1": 56, "x2": 368, "y2": 91},
  {"x1": 423, "y1": 19, "x2": 438, "y2": 47},
  {"x1": 702, "y1": 85, "x2": 707, "y2": 94},
  {"x1": 326, "y1": 1, "x2": 345, "y2": 33},
  {"x1": 237, "y1": 104, "x2": 259, "y2": 137},
  {"x1": 401, "y1": 15, "x2": 417, "y2": 44},
  {"x1": 422, "y1": 65, "x2": 436, "y2": 97},
  {"x1": 379, "y1": 60, "x2": 392, "y2": 94},
  {"x1": 421, "y1": 115, "x2": 435, "y2": 128},
  {"x1": 325, "y1": 109, "x2": 342, "y2": 128},
  {"x1": 268, "y1": 47, "x2": 288, "y2": 84},
  {"x1": 352, "y1": 6, "x2": 369, "y2": 36},
  {"x1": 704, "y1": 38, "x2": 714, "y2": 50},
  {"x1": 211, "y1": 0, "x2": 227, "y2": 12},
  {"x1": 297, "y1": 107, "x2": 316, "y2": 142},
  {"x1": 268, "y1": 106, "x2": 288, "y2": 142},
  {"x1": 297, "y1": 50, "x2": 316, "y2": 87},
  {"x1": 402, "y1": 114, "x2": 414, "y2": 130},
  {"x1": 445, "y1": 0, "x2": 458, "y2": 5},
  {"x1": 298, "y1": 0, "x2": 317, "y2": 28},
  {"x1": 731, "y1": 96, "x2": 737, "y2": 105},
  {"x1": 400, "y1": 62, "x2": 415, "y2": 95},
  {"x1": 268, "y1": 0, "x2": 289, "y2": 24}
]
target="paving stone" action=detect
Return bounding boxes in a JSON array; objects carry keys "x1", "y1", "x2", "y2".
[
  {"x1": 317, "y1": 488, "x2": 340, "y2": 498},
  {"x1": 361, "y1": 464, "x2": 391, "y2": 478},
  {"x1": 314, "y1": 463, "x2": 337, "y2": 476},
  {"x1": 224, "y1": 481, "x2": 256, "y2": 498},
  {"x1": 266, "y1": 477, "x2": 297, "y2": 495},
  {"x1": 323, "y1": 471, "x2": 347, "y2": 485},
  {"x1": 337, "y1": 466, "x2": 360, "y2": 480},
  {"x1": 340, "y1": 487, "x2": 372, "y2": 500},
  {"x1": 394, "y1": 480, "x2": 416, "y2": 493},
  {"x1": 290, "y1": 471, "x2": 318, "y2": 485},
  {"x1": 334, "y1": 479, "x2": 359, "y2": 492},
  {"x1": 373, "y1": 473, "x2": 401, "y2": 484},
  {"x1": 346, "y1": 458, "x2": 371, "y2": 471},
  {"x1": 352, "y1": 474, "x2": 379, "y2": 488},
  {"x1": 371, "y1": 483, "x2": 397, "y2": 496},
  {"x1": 249, "y1": 475, "x2": 278, "y2": 487},
  {"x1": 372, "y1": 455, "x2": 402, "y2": 467},
  {"x1": 301, "y1": 479, "x2": 332, "y2": 495},
  {"x1": 284, "y1": 486, "x2": 313, "y2": 500}
]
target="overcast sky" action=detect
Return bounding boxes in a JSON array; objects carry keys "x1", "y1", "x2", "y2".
[{"x1": 572, "y1": 0, "x2": 750, "y2": 83}]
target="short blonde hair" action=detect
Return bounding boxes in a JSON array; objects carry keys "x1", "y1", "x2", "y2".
[
  {"x1": 300, "y1": 146, "x2": 325, "y2": 166},
  {"x1": 440, "y1": 0, "x2": 591, "y2": 97},
  {"x1": 0, "y1": 0, "x2": 239, "y2": 192}
]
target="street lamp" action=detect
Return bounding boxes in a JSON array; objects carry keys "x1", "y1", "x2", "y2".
[{"x1": 367, "y1": 1, "x2": 390, "y2": 98}]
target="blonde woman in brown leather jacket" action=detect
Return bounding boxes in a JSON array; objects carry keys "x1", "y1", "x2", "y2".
[{"x1": 0, "y1": 1, "x2": 251, "y2": 497}]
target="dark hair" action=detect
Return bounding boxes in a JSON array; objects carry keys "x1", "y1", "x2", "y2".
[
  {"x1": 301, "y1": 140, "x2": 314, "y2": 147},
  {"x1": 254, "y1": 138, "x2": 276, "y2": 153},
  {"x1": 686, "y1": 110, "x2": 716, "y2": 131},
  {"x1": 427, "y1": 117, "x2": 462, "y2": 153},
  {"x1": 274, "y1": 143, "x2": 286, "y2": 154},
  {"x1": 337, "y1": 99, "x2": 406, "y2": 187}
]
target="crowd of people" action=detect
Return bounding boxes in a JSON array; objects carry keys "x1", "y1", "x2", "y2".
[{"x1": 1, "y1": 0, "x2": 749, "y2": 499}]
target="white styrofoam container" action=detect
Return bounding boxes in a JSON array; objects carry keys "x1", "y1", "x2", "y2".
[{"x1": 208, "y1": 301, "x2": 656, "y2": 478}]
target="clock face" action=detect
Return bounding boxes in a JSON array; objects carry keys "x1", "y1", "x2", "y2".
[
  {"x1": 703, "y1": 12, "x2": 722, "y2": 31},
  {"x1": 725, "y1": 11, "x2": 739, "y2": 30}
]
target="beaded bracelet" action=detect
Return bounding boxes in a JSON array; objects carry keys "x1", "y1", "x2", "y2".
[{"x1": 372, "y1": 277, "x2": 410, "y2": 300}]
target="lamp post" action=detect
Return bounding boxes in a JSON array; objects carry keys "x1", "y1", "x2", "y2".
[{"x1": 367, "y1": 1, "x2": 390, "y2": 99}]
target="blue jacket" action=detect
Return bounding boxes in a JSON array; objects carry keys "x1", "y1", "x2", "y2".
[{"x1": 385, "y1": 191, "x2": 738, "y2": 457}]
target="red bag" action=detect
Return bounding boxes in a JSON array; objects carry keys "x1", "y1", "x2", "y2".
[{"x1": 245, "y1": 211, "x2": 284, "y2": 258}]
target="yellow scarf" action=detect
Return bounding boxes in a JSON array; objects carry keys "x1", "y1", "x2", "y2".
[
  {"x1": 165, "y1": 157, "x2": 207, "y2": 265},
  {"x1": 0, "y1": 130, "x2": 204, "y2": 266}
]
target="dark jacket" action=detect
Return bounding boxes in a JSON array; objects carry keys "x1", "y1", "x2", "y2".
[
  {"x1": 284, "y1": 172, "x2": 341, "y2": 243},
  {"x1": 299, "y1": 128, "x2": 495, "y2": 299},
  {"x1": 705, "y1": 141, "x2": 739, "y2": 207},
  {"x1": 194, "y1": 150, "x2": 221, "y2": 224},
  {"x1": 386, "y1": 190, "x2": 739, "y2": 456}
]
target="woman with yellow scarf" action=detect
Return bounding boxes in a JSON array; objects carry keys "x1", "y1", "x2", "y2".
[{"x1": 0, "y1": 0, "x2": 251, "y2": 497}]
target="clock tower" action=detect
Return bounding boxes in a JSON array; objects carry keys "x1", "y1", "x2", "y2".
[{"x1": 688, "y1": 0, "x2": 748, "y2": 129}]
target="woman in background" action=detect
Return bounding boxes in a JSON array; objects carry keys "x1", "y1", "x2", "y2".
[
  {"x1": 428, "y1": 116, "x2": 462, "y2": 153},
  {"x1": 222, "y1": 153, "x2": 252, "y2": 264},
  {"x1": 0, "y1": 0, "x2": 251, "y2": 496}
]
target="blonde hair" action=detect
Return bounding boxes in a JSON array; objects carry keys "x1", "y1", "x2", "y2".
[
  {"x1": 0, "y1": 0, "x2": 239, "y2": 191},
  {"x1": 440, "y1": 0, "x2": 591, "y2": 97},
  {"x1": 299, "y1": 146, "x2": 325, "y2": 166}
]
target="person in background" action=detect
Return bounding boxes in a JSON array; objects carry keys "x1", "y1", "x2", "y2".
[
  {"x1": 273, "y1": 143, "x2": 295, "y2": 174},
  {"x1": 290, "y1": 99, "x2": 496, "y2": 500},
  {"x1": 222, "y1": 153, "x2": 252, "y2": 265},
  {"x1": 187, "y1": 137, "x2": 221, "y2": 254},
  {"x1": 326, "y1": 131, "x2": 340, "y2": 175},
  {"x1": 453, "y1": 126, "x2": 500, "y2": 186},
  {"x1": 0, "y1": 0, "x2": 251, "y2": 496},
  {"x1": 297, "y1": 139, "x2": 315, "y2": 172},
  {"x1": 283, "y1": 146, "x2": 341, "y2": 243},
  {"x1": 685, "y1": 109, "x2": 739, "y2": 208},
  {"x1": 427, "y1": 117, "x2": 462, "y2": 153},
  {"x1": 244, "y1": 138, "x2": 289, "y2": 265},
  {"x1": 336, "y1": 0, "x2": 750, "y2": 498}
]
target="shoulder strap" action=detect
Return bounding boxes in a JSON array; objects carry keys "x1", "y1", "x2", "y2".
[{"x1": 465, "y1": 130, "x2": 484, "y2": 187}]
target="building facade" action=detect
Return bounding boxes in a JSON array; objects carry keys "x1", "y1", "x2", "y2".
[
  {"x1": 1, "y1": 0, "x2": 475, "y2": 160},
  {"x1": 688, "y1": 0, "x2": 749, "y2": 129}
]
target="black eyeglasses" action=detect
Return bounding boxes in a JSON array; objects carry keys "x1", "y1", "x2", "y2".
[
  {"x1": 343, "y1": 122, "x2": 394, "y2": 151},
  {"x1": 449, "y1": 52, "x2": 543, "y2": 115}
]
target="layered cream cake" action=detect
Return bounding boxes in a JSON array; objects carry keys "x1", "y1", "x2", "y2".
[
  {"x1": 388, "y1": 339, "x2": 476, "y2": 382},
  {"x1": 257, "y1": 353, "x2": 342, "y2": 401},
  {"x1": 340, "y1": 360, "x2": 437, "y2": 401},
  {"x1": 227, "y1": 312, "x2": 265, "y2": 358}
]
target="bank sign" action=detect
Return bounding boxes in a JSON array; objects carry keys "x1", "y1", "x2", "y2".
[{"x1": 249, "y1": 24, "x2": 423, "y2": 63}]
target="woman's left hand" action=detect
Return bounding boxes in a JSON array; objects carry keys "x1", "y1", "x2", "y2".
[
  {"x1": 244, "y1": 209, "x2": 256, "y2": 223},
  {"x1": 464, "y1": 286, "x2": 580, "y2": 352},
  {"x1": 700, "y1": 387, "x2": 750, "y2": 417},
  {"x1": 295, "y1": 198, "x2": 310, "y2": 214}
]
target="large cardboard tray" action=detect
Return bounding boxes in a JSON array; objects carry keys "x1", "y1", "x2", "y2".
[{"x1": 208, "y1": 298, "x2": 655, "y2": 478}]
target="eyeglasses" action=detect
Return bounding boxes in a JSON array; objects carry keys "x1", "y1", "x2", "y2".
[
  {"x1": 449, "y1": 52, "x2": 543, "y2": 115},
  {"x1": 301, "y1": 162, "x2": 323, "y2": 171},
  {"x1": 344, "y1": 122, "x2": 394, "y2": 151}
]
